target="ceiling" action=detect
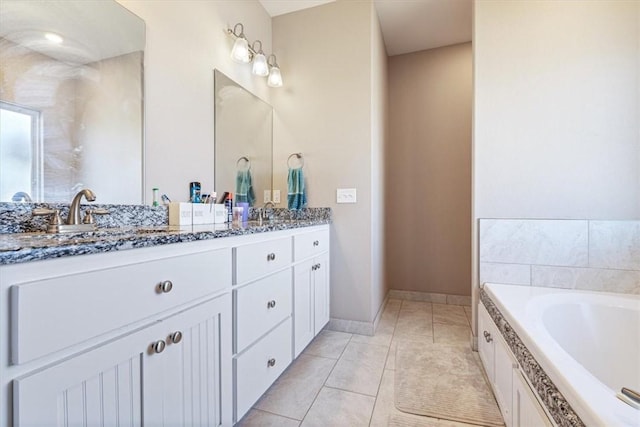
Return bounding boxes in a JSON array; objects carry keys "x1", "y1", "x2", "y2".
[{"x1": 258, "y1": 0, "x2": 472, "y2": 56}]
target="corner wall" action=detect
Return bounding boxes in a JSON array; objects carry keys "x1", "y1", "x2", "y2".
[
  {"x1": 386, "y1": 43, "x2": 473, "y2": 297},
  {"x1": 271, "y1": 1, "x2": 387, "y2": 330}
]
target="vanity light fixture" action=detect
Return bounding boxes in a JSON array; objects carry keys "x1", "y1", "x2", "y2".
[
  {"x1": 267, "y1": 54, "x2": 283, "y2": 88},
  {"x1": 230, "y1": 23, "x2": 250, "y2": 63},
  {"x1": 227, "y1": 22, "x2": 283, "y2": 87}
]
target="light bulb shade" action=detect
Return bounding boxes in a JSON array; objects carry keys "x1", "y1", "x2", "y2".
[
  {"x1": 267, "y1": 66, "x2": 283, "y2": 87},
  {"x1": 252, "y1": 53, "x2": 269, "y2": 76},
  {"x1": 231, "y1": 37, "x2": 250, "y2": 63}
]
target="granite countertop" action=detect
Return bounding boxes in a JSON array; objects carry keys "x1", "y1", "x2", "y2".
[
  {"x1": 0, "y1": 218, "x2": 330, "y2": 266},
  {"x1": 0, "y1": 203, "x2": 332, "y2": 266}
]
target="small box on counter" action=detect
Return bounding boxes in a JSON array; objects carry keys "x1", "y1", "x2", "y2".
[
  {"x1": 168, "y1": 202, "x2": 193, "y2": 226},
  {"x1": 213, "y1": 204, "x2": 226, "y2": 224}
]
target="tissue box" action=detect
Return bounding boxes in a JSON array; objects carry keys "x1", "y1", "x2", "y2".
[
  {"x1": 213, "y1": 204, "x2": 226, "y2": 224},
  {"x1": 168, "y1": 202, "x2": 193, "y2": 226}
]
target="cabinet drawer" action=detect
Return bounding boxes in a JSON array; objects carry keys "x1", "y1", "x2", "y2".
[
  {"x1": 236, "y1": 269, "x2": 292, "y2": 352},
  {"x1": 11, "y1": 248, "x2": 231, "y2": 365},
  {"x1": 234, "y1": 236, "x2": 292, "y2": 284},
  {"x1": 294, "y1": 228, "x2": 329, "y2": 261},
  {"x1": 235, "y1": 318, "x2": 292, "y2": 422}
]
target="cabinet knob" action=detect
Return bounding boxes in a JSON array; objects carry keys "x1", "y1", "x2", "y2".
[
  {"x1": 169, "y1": 331, "x2": 183, "y2": 344},
  {"x1": 483, "y1": 331, "x2": 493, "y2": 343},
  {"x1": 316, "y1": 263, "x2": 321, "y2": 270},
  {"x1": 267, "y1": 300, "x2": 277, "y2": 309},
  {"x1": 267, "y1": 253, "x2": 276, "y2": 261},
  {"x1": 312, "y1": 265, "x2": 317, "y2": 271},
  {"x1": 313, "y1": 240, "x2": 319, "y2": 246},
  {"x1": 151, "y1": 339, "x2": 166, "y2": 354},
  {"x1": 267, "y1": 358, "x2": 276, "y2": 367},
  {"x1": 157, "y1": 280, "x2": 173, "y2": 294}
]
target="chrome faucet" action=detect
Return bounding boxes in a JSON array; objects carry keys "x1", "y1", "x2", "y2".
[
  {"x1": 68, "y1": 188, "x2": 96, "y2": 225},
  {"x1": 262, "y1": 201, "x2": 275, "y2": 220},
  {"x1": 32, "y1": 188, "x2": 108, "y2": 233}
]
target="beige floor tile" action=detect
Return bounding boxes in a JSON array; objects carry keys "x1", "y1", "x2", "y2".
[
  {"x1": 433, "y1": 323, "x2": 471, "y2": 345},
  {"x1": 400, "y1": 300, "x2": 433, "y2": 315},
  {"x1": 237, "y1": 409, "x2": 300, "y2": 427},
  {"x1": 300, "y1": 387, "x2": 375, "y2": 427},
  {"x1": 394, "y1": 314, "x2": 433, "y2": 342},
  {"x1": 463, "y1": 306, "x2": 473, "y2": 327},
  {"x1": 302, "y1": 330, "x2": 352, "y2": 359},
  {"x1": 432, "y1": 304, "x2": 469, "y2": 326},
  {"x1": 254, "y1": 354, "x2": 336, "y2": 420},
  {"x1": 386, "y1": 341, "x2": 397, "y2": 370},
  {"x1": 325, "y1": 341, "x2": 388, "y2": 396}
]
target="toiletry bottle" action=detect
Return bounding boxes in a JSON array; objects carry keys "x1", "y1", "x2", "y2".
[
  {"x1": 190, "y1": 182, "x2": 201, "y2": 203},
  {"x1": 152, "y1": 188, "x2": 159, "y2": 207},
  {"x1": 225, "y1": 192, "x2": 233, "y2": 223}
]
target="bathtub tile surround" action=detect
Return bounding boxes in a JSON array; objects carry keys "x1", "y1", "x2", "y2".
[
  {"x1": 589, "y1": 221, "x2": 640, "y2": 270},
  {"x1": 480, "y1": 219, "x2": 640, "y2": 294},
  {"x1": 479, "y1": 219, "x2": 588, "y2": 267},
  {"x1": 479, "y1": 288, "x2": 584, "y2": 427}
]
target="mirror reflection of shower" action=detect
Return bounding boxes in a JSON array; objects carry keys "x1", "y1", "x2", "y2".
[{"x1": 0, "y1": 101, "x2": 42, "y2": 202}]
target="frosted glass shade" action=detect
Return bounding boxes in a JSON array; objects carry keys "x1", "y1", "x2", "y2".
[
  {"x1": 252, "y1": 53, "x2": 269, "y2": 76},
  {"x1": 231, "y1": 37, "x2": 250, "y2": 63},
  {"x1": 267, "y1": 66, "x2": 283, "y2": 87}
]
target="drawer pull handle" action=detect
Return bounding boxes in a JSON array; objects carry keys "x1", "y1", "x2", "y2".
[
  {"x1": 483, "y1": 331, "x2": 493, "y2": 343},
  {"x1": 267, "y1": 253, "x2": 276, "y2": 261},
  {"x1": 151, "y1": 339, "x2": 166, "y2": 354},
  {"x1": 169, "y1": 331, "x2": 183, "y2": 344},
  {"x1": 267, "y1": 358, "x2": 276, "y2": 367},
  {"x1": 158, "y1": 280, "x2": 173, "y2": 294},
  {"x1": 267, "y1": 300, "x2": 277, "y2": 309},
  {"x1": 313, "y1": 240, "x2": 319, "y2": 246}
]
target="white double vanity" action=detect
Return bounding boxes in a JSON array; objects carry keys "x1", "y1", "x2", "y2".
[{"x1": 0, "y1": 224, "x2": 330, "y2": 426}]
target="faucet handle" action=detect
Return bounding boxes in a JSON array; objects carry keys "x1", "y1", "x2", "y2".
[
  {"x1": 82, "y1": 208, "x2": 110, "y2": 224},
  {"x1": 32, "y1": 208, "x2": 62, "y2": 225}
]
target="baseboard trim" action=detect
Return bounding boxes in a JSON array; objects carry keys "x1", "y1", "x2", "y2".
[
  {"x1": 326, "y1": 317, "x2": 375, "y2": 336},
  {"x1": 388, "y1": 289, "x2": 471, "y2": 306}
]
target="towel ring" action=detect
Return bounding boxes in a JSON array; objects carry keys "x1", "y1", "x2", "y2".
[
  {"x1": 236, "y1": 156, "x2": 251, "y2": 171},
  {"x1": 287, "y1": 153, "x2": 304, "y2": 169}
]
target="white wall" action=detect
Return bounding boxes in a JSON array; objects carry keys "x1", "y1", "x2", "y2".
[
  {"x1": 474, "y1": 0, "x2": 640, "y2": 220},
  {"x1": 472, "y1": 0, "x2": 640, "y2": 337},
  {"x1": 117, "y1": 0, "x2": 272, "y2": 203},
  {"x1": 271, "y1": 1, "x2": 386, "y2": 328}
]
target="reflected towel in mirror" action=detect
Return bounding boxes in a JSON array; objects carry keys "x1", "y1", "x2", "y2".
[
  {"x1": 236, "y1": 170, "x2": 256, "y2": 206},
  {"x1": 287, "y1": 168, "x2": 307, "y2": 210}
]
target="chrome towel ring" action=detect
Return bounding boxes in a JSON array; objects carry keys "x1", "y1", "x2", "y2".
[
  {"x1": 287, "y1": 153, "x2": 304, "y2": 169},
  {"x1": 236, "y1": 156, "x2": 251, "y2": 171}
]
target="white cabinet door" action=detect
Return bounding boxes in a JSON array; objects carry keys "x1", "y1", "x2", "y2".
[
  {"x1": 494, "y1": 334, "x2": 516, "y2": 427},
  {"x1": 313, "y1": 253, "x2": 330, "y2": 333},
  {"x1": 144, "y1": 295, "x2": 232, "y2": 427},
  {"x1": 512, "y1": 370, "x2": 553, "y2": 427},
  {"x1": 14, "y1": 296, "x2": 232, "y2": 427},
  {"x1": 294, "y1": 259, "x2": 315, "y2": 357},
  {"x1": 477, "y1": 304, "x2": 495, "y2": 382}
]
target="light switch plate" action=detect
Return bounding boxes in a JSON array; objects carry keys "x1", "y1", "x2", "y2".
[
  {"x1": 273, "y1": 189, "x2": 281, "y2": 204},
  {"x1": 336, "y1": 188, "x2": 357, "y2": 203},
  {"x1": 263, "y1": 190, "x2": 271, "y2": 203}
]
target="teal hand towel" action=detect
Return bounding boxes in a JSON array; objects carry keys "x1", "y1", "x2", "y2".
[
  {"x1": 236, "y1": 169, "x2": 256, "y2": 206},
  {"x1": 287, "y1": 168, "x2": 307, "y2": 210}
]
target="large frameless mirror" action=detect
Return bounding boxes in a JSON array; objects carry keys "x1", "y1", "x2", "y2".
[
  {"x1": 0, "y1": 0, "x2": 145, "y2": 203},
  {"x1": 214, "y1": 70, "x2": 272, "y2": 207}
]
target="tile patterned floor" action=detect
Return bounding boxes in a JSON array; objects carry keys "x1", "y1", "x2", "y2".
[{"x1": 238, "y1": 299, "x2": 493, "y2": 427}]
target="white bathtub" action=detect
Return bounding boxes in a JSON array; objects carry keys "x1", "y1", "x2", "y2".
[{"x1": 483, "y1": 283, "x2": 640, "y2": 427}]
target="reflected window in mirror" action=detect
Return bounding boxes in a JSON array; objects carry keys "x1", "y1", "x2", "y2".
[{"x1": 0, "y1": 0, "x2": 145, "y2": 203}]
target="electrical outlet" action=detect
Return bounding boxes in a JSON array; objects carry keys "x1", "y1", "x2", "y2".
[
  {"x1": 336, "y1": 188, "x2": 357, "y2": 203},
  {"x1": 273, "y1": 190, "x2": 281, "y2": 204},
  {"x1": 263, "y1": 190, "x2": 271, "y2": 203}
]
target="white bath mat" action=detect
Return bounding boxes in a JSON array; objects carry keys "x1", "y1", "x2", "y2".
[{"x1": 394, "y1": 341, "x2": 504, "y2": 427}]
